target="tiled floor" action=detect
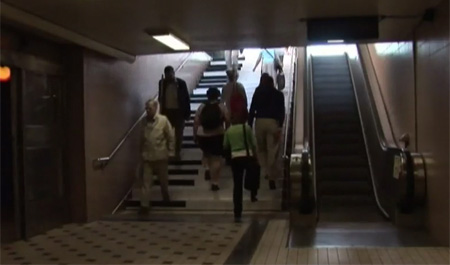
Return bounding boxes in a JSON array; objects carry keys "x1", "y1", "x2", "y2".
[
  {"x1": 2, "y1": 217, "x2": 449, "y2": 264},
  {"x1": 1, "y1": 220, "x2": 249, "y2": 265},
  {"x1": 250, "y1": 220, "x2": 450, "y2": 265}
]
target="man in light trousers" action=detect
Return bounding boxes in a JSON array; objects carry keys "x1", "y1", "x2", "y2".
[{"x1": 139, "y1": 99, "x2": 175, "y2": 214}]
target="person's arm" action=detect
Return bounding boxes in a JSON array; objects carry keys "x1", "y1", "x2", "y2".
[
  {"x1": 193, "y1": 104, "x2": 203, "y2": 142},
  {"x1": 278, "y1": 92, "x2": 286, "y2": 128},
  {"x1": 220, "y1": 85, "x2": 227, "y2": 104},
  {"x1": 164, "y1": 117, "x2": 175, "y2": 156},
  {"x1": 179, "y1": 79, "x2": 191, "y2": 119},
  {"x1": 273, "y1": 92, "x2": 285, "y2": 143},
  {"x1": 246, "y1": 124, "x2": 258, "y2": 161},
  {"x1": 253, "y1": 52, "x2": 262, "y2": 72},
  {"x1": 223, "y1": 130, "x2": 230, "y2": 151},
  {"x1": 248, "y1": 87, "x2": 260, "y2": 127},
  {"x1": 221, "y1": 104, "x2": 230, "y2": 129}
]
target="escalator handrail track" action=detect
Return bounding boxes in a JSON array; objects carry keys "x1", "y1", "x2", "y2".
[{"x1": 345, "y1": 52, "x2": 390, "y2": 219}]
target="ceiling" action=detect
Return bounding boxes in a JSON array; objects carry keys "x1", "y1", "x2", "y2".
[{"x1": 0, "y1": 0, "x2": 442, "y2": 55}]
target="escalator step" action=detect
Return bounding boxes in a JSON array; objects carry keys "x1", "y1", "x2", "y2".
[
  {"x1": 312, "y1": 69, "x2": 350, "y2": 76},
  {"x1": 319, "y1": 180, "x2": 372, "y2": 195},
  {"x1": 316, "y1": 168, "x2": 370, "y2": 181},
  {"x1": 314, "y1": 96, "x2": 355, "y2": 106},
  {"x1": 316, "y1": 143, "x2": 365, "y2": 156},
  {"x1": 319, "y1": 195, "x2": 375, "y2": 207},
  {"x1": 316, "y1": 123, "x2": 361, "y2": 133},
  {"x1": 314, "y1": 90, "x2": 354, "y2": 98},
  {"x1": 314, "y1": 133, "x2": 363, "y2": 144},
  {"x1": 315, "y1": 114, "x2": 360, "y2": 124},
  {"x1": 316, "y1": 155, "x2": 368, "y2": 168},
  {"x1": 313, "y1": 76, "x2": 352, "y2": 83},
  {"x1": 313, "y1": 84, "x2": 353, "y2": 90}
]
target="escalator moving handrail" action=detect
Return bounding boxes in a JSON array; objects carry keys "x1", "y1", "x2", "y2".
[{"x1": 345, "y1": 52, "x2": 390, "y2": 219}]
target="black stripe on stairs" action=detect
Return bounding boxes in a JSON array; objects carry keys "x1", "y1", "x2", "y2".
[
  {"x1": 125, "y1": 200, "x2": 186, "y2": 208},
  {"x1": 169, "y1": 160, "x2": 201, "y2": 165},
  {"x1": 168, "y1": 169, "x2": 198, "y2": 175},
  {"x1": 153, "y1": 179, "x2": 195, "y2": 186}
]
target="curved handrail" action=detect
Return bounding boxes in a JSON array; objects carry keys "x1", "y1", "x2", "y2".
[
  {"x1": 93, "y1": 52, "x2": 193, "y2": 169},
  {"x1": 345, "y1": 52, "x2": 390, "y2": 219}
]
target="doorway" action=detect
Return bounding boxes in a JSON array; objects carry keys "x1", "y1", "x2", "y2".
[{"x1": 1, "y1": 56, "x2": 69, "y2": 240}]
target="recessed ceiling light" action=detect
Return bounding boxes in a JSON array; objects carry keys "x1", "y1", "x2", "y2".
[
  {"x1": 327, "y1": 39, "x2": 345, "y2": 43},
  {"x1": 152, "y1": 33, "x2": 190, "y2": 51}
]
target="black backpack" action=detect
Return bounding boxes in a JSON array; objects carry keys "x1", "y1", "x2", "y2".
[{"x1": 200, "y1": 102, "x2": 222, "y2": 130}]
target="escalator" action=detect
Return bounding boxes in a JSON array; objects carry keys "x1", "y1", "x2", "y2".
[
  {"x1": 311, "y1": 55, "x2": 383, "y2": 222},
  {"x1": 289, "y1": 48, "x2": 432, "y2": 246}
]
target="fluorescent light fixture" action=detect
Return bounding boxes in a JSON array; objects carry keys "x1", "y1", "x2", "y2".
[
  {"x1": 152, "y1": 33, "x2": 190, "y2": 50},
  {"x1": 327, "y1": 39, "x2": 344, "y2": 43}
]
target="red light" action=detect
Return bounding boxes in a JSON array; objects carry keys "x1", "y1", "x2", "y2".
[{"x1": 0, "y1": 66, "x2": 11, "y2": 82}]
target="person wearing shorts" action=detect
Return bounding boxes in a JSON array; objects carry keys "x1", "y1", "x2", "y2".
[{"x1": 194, "y1": 87, "x2": 230, "y2": 191}]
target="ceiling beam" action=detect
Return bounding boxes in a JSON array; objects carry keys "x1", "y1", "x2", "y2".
[{"x1": 0, "y1": 3, "x2": 136, "y2": 63}]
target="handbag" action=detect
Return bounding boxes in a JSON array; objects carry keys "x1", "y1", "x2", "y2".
[{"x1": 242, "y1": 124, "x2": 260, "y2": 191}]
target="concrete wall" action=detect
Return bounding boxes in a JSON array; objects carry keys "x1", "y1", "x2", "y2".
[
  {"x1": 367, "y1": 0, "x2": 449, "y2": 245},
  {"x1": 414, "y1": 0, "x2": 449, "y2": 246},
  {"x1": 82, "y1": 51, "x2": 209, "y2": 221}
]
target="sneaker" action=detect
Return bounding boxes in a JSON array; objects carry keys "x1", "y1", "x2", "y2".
[
  {"x1": 204, "y1": 170, "x2": 211, "y2": 180},
  {"x1": 251, "y1": 196, "x2": 258, "y2": 202},
  {"x1": 269, "y1": 180, "x2": 276, "y2": 190},
  {"x1": 211, "y1": 184, "x2": 220, "y2": 191}
]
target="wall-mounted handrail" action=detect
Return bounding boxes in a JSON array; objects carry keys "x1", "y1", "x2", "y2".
[
  {"x1": 360, "y1": 45, "x2": 399, "y2": 148},
  {"x1": 93, "y1": 52, "x2": 193, "y2": 170}
]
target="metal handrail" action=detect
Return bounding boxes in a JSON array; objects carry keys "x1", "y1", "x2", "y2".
[
  {"x1": 363, "y1": 45, "x2": 399, "y2": 148},
  {"x1": 294, "y1": 50, "x2": 316, "y2": 215},
  {"x1": 345, "y1": 52, "x2": 390, "y2": 219},
  {"x1": 281, "y1": 48, "x2": 298, "y2": 209},
  {"x1": 93, "y1": 52, "x2": 193, "y2": 169},
  {"x1": 309, "y1": 54, "x2": 318, "y2": 217}
]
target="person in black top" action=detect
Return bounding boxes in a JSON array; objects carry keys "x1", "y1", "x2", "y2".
[
  {"x1": 158, "y1": 66, "x2": 191, "y2": 160},
  {"x1": 248, "y1": 73, "x2": 285, "y2": 190}
]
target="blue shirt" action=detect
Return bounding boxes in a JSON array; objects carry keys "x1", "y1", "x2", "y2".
[{"x1": 261, "y1": 49, "x2": 275, "y2": 62}]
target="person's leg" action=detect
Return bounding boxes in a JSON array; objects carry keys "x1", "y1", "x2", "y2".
[
  {"x1": 208, "y1": 155, "x2": 222, "y2": 190},
  {"x1": 140, "y1": 161, "x2": 153, "y2": 213},
  {"x1": 202, "y1": 154, "x2": 210, "y2": 180},
  {"x1": 231, "y1": 158, "x2": 245, "y2": 220},
  {"x1": 255, "y1": 119, "x2": 268, "y2": 178},
  {"x1": 199, "y1": 137, "x2": 211, "y2": 180},
  {"x1": 265, "y1": 120, "x2": 280, "y2": 189},
  {"x1": 152, "y1": 160, "x2": 170, "y2": 201}
]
